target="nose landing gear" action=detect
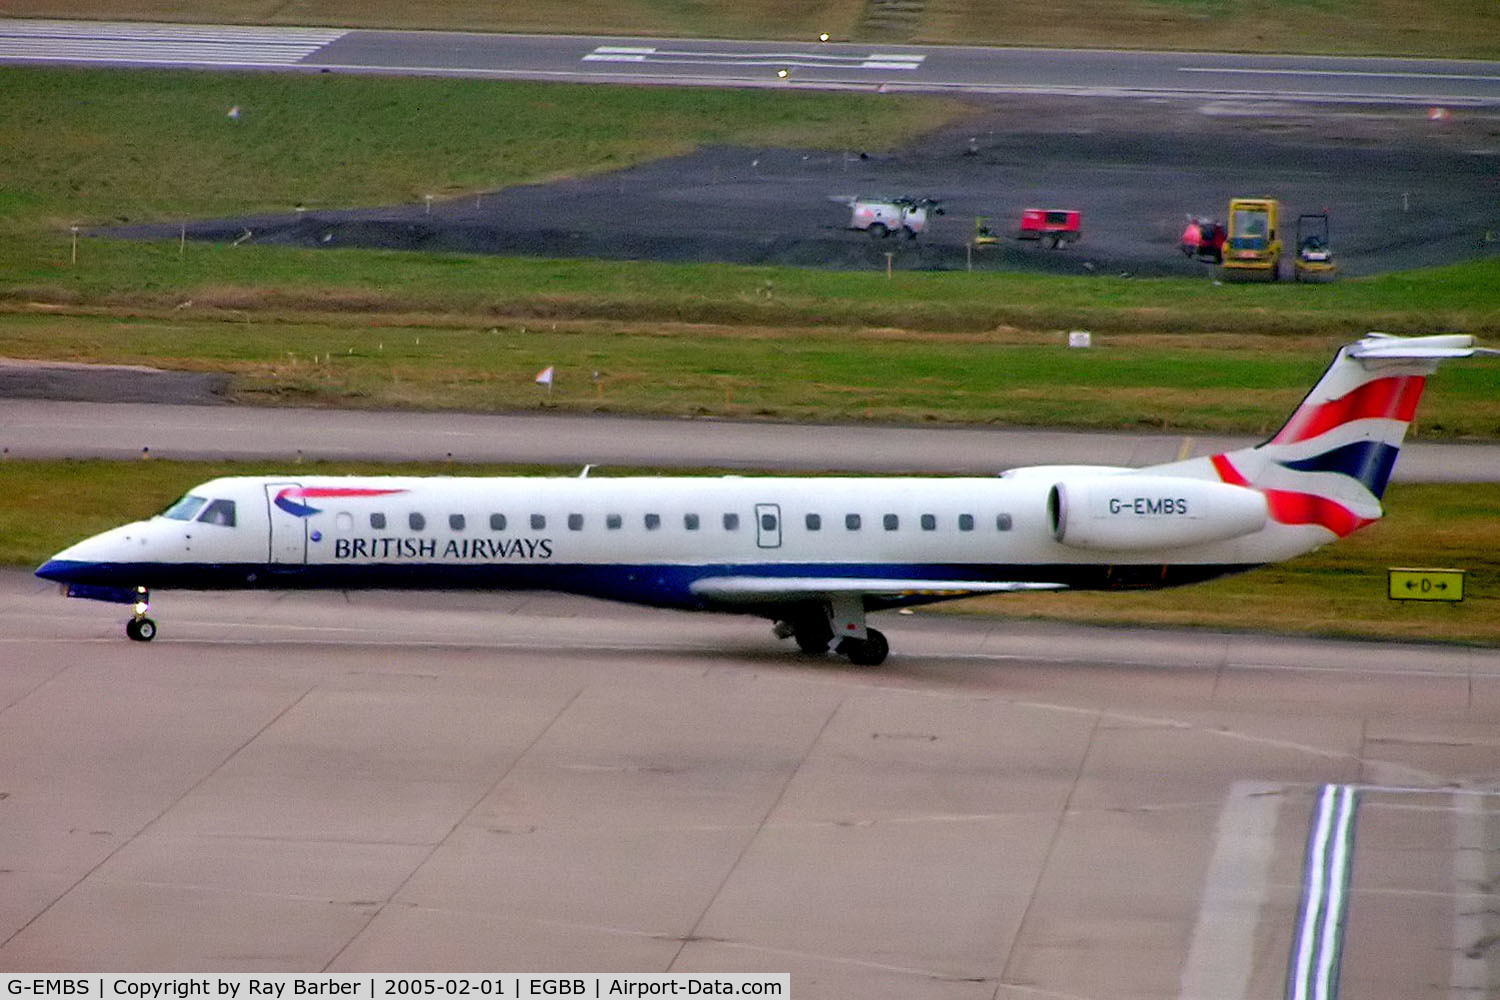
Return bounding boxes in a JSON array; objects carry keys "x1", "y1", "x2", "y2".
[{"x1": 125, "y1": 587, "x2": 156, "y2": 642}]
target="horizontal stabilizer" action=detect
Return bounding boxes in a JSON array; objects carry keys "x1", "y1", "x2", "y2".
[
  {"x1": 691, "y1": 576, "x2": 1066, "y2": 603},
  {"x1": 1349, "y1": 333, "x2": 1500, "y2": 360}
]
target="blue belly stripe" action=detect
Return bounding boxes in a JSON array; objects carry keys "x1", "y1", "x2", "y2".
[{"x1": 39, "y1": 558, "x2": 1259, "y2": 608}]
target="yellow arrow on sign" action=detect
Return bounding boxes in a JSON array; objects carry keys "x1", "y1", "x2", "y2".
[{"x1": 1388, "y1": 568, "x2": 1465, "y2": 602}]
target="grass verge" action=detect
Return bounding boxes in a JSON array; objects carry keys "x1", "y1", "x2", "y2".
[
  {"x1": 3, "y1": 308, "x2": 1498, "y2": 436},
  {"x1": 7, "y1": 460, "x2": 1497, "y2": 645},
  {"x1": 9, "y1": 242, "x2": 1500, "y2": 338}
]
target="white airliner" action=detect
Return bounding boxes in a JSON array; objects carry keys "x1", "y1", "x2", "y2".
[{"x1": 37, "y1": 333, "x2": 1495, "y2": 665}]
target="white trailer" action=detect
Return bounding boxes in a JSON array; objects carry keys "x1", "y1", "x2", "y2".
[{"x1": 846, "y1": 196, "x2": 942, "y2": 239}]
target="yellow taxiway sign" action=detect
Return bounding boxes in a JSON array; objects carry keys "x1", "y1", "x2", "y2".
[{"x1": 1388, "y1": 568, "x2": 1465, "y2": 602}]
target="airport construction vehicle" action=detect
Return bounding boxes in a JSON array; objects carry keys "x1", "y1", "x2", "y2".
[
  {"x1": 1221, "y1": 197, "x2": 1283, "y2": 281},
  {"x1": 845, "y1": 196, "x2": 943, "y2": 239},
  {"x1": 1016, "y1": 208, "x2": 1081, "y2": 249},
  {"x1": 972, "y1": 216, "x2": 999, "y2": 246},
  {"x1": 1294, "y1": 212, "x2": 1337, "y2": 282}
]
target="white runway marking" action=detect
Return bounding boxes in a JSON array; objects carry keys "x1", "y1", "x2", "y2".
[
  {"x1": 1179, "y1": 65, "x2": 1499, "y2": 83},
  {"x1": 584, "y1": 45, "x2": 924, "y2": 71},
  {"x1": 0, "y1": 19, "x2": 347, "y2": 67},
  {"x1": 1289, "y1": 784, "x2": 1360, "y2": 1000},
  {"x1": 1179, "y1": 781, "x2": 1282, "y2": 1000}
]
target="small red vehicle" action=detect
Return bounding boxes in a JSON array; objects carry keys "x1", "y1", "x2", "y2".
[{"x1": 1017, "y1": 208, "x2": 1081, "y2": 249}]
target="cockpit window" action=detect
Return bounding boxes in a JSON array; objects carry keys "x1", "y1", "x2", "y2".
[
  {"x1": 197, "y1": 499, "x2": 237, "y2": 527},
  {"x1": 161, "y1": 495, "x2": 208, "y2": 521}
]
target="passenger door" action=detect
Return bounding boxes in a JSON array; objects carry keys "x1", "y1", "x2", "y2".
[
  {"x1": 755, "y1": 503, "x2": 782, "y2": 549},
  {"x1": 264, "y1": 482, "x2": 307, "y2": 567}
]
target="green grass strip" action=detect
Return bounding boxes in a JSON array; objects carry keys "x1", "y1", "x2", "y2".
[{"x1": 3, "y1": 308, "x2": 1498, "y2": 436}]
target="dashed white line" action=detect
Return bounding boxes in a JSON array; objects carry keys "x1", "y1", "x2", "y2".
[
  {"x1": 1180, "y1": 781, "x2": 1282, "y2": 1000},
  {"x1": 583, "y1": 44, "x2": 924, "y2": 71},
  {"x1": 1180, "y1": 65, "x2": 1499, "y2": 83}
]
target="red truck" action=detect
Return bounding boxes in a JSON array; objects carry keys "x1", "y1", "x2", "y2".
[{"x1": 1017, "y1": 209, "x2": 1081, "y2": 249}]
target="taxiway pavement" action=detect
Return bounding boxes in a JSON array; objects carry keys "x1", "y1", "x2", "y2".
[
  {"x1": 3, "y1": 398, "x2": 1499, "y2": 481},
  {"x1": 1, "y1": 571, "x2": 1496, "y2": 995}
]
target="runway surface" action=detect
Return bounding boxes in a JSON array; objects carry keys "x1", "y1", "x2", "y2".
[
  {"x1": 4, "y1": 397, "x2": 1499, "y2": 481},
  {"x1": 2, "y1": 19, "x2": 1498, "y2": 105},
  {"x1": 1, "y1": 570, "x2": 1497, "y2": 994}
]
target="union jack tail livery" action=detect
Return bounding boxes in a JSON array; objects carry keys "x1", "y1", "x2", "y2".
[{"x1": 1166, "y1": 333, "x2": 1496, "y2": 541}]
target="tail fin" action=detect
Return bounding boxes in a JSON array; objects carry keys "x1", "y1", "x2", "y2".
[{"x1": 1163, "y1": 334, "x2": 1495, "y2": 539}]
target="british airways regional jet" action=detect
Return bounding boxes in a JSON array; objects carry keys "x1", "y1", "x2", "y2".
[{"x1": 37, "y1": 333, "x2": 1495, "y2": 665}]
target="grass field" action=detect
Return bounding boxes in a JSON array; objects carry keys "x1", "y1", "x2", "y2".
[
  {"x1": 6, "y1": 460, "x2": 1497, "y2": 645},
  {"x1": 10, "y1": 239, "x2": 1500, "y2": 339},
  {"x1": 4, "y1": 67, "x2": 1495, "y2": 338},
  {"x1": 2, "y1": 65, "x2": 1495, "y2": 439},
  {"x1": 0, "y1": 67, "x2": 960, "y2": 236},
  {"x1": 6, "y1": 67, "x2": 1496, "y2": 345},
  {"x1": 8, "y1": 0, "x2": 1499, "y2": 58},
  {"x1": 4, "y1": 311, "x2": 1500, "y2": 436}
]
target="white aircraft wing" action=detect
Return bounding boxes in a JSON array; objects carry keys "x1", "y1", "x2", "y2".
[{"x1": 690, "y1": 576, "x2": 1066, "y2": 603}]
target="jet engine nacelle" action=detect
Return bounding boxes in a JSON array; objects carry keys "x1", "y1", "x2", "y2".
[{"x1": 1048, "y1": 475, "x2": 1268, "y2": 551}]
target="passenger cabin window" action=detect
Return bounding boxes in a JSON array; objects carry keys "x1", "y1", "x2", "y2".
[
  {"x1": 644, "y1": 513, "x2": 661, "y2": 531},
  {"x1": 920, "y1": 514, "x2": 936, "y2": 531},
  {"x1": 997, "y1": 513, "x2": 1013, "y2": 531},
  {"x1": 958, "y1": 514, "x2": 974, "y2": 532},
  {"x1": 568, "y1": 514, "x2": 584, "y2": 531},
  {"x1": 335, "y1": 512, "x2": 353, "y2": 532},
  {"x1": 883, "y1": 514, "x2": 899, "y2": 531},
  {"x1": 845, "y1": 513, "x2": 861, "y2": 531},
  {"x1": 490, "y1": 513, "x2": 506, "y2": 531},
  {"x1": 606, "y1": 514, "x2": 622, "y2": 530},
  {"x1": 409, "y1": 512, "x2": 426, "y2": 531},
  {"x1": 684, "y1": 513, "x2": 700, "y2": 531},
  {"x1": 805, "y1": 513, "x2": 821, "y2": 531},
  {"x1": 723, "y1": 513, "x2": 740, "y2": 531},
  {"x1": 197, "y1": 499, "x2": 236, "y2": 527},
  {"x1": 162, "y1": 495, "x2": 207, "y2": 521},
  {"x1": 449, "y1": 513, "x2": 465, "y2": 531},
  {"x1": 531, "y1": 514, "x2": 546, "y2": 530},
  {"x1": 371, "y1": 512, "x2": 387, "y2": 530},
  {"x1": 760, "y1": 512, "x2": 777, "y2": 532}
]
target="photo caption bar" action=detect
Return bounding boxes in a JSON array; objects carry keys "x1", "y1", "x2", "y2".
[{"x1": 1, "y1": 977, "x2": 788, "y2": 1000}]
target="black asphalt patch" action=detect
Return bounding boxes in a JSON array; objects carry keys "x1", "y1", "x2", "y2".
[
  {"x1": 105, "y1": 97, "x2": 1500, "y2": 278},
  {"x1": 0, "y1": 362, "x2": 229, "y2": 405}
]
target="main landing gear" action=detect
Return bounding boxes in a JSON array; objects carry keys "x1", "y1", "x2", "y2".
[
  {"x1": 774, "y1": 595, "x2": 889, "y2": 667},
  {"x1": 125, "y1": 586, "x2": 156, "y2": 642},
  {"x1": 837, "y1": 628, "x2": 888, "y2": 667}
]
